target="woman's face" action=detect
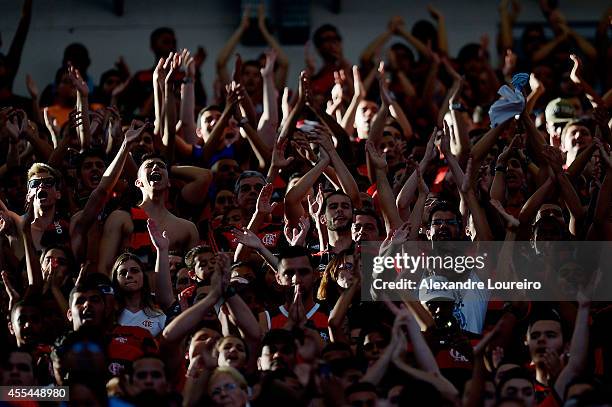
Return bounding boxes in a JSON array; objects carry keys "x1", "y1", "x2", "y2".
[
  {"x1": 214, "y1": 191, "x2": 235, "y2": 216},
  {"x1": 209, "y1": 373, "x2": 248, "y2": 407},
  {"x1": 505, "y1": 158, "x2": 525, "y2": 190},
  {"x1": 225, "y1": 209, "x2": 245, "y2": 228},
  {"x1": 335, "y1": 255, "x2": 355, "y2": 289},
  {"x1": 116, "y1": 259, "x2": 144, "y2": 292},
  {"x1": 217, "y1": 337, "x2": 247, "y2": 369}
]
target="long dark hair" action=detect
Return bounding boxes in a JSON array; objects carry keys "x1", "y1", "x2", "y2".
[{"x1": 111, "y1": 252, "x2": 162, "y2": 318}]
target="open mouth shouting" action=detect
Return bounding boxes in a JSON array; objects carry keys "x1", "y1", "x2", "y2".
[
  {"x1": 36, "y1": 190, "x2": 49, "y2": 200},
  {"x1": 148, "y1": 171, "x2": 163, "y2": 184}
]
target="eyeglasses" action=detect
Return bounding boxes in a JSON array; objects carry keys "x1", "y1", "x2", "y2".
[
  {"x1": 431, "y1": 219, "x2": 459, "y2": 226},
  {"x1": 28, "y1": 177, "x2": 56, "y2": 189},
  {"x1": 210, "y1": 382, "x2": 238, "y2": 397}
]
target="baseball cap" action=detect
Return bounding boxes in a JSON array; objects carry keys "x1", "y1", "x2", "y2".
[
  {"x1": 532, "y1": 204, "x2": 564, "y2": 226},
  {"x1": 419, "y1": 275, "x2": 455, "y2": 303},
  {"x1": 545, "y1": 98, "x2": 576, "y2": 125}
]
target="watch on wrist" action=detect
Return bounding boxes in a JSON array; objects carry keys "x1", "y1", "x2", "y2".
[{"x1": 450, "y1": 103, "x2": 468, "y2": 112}]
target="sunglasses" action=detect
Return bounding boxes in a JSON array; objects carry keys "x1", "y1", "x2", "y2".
[
  {"x1": 28, "y1": 177, "x2": 56, "y2": 189},
  {"x1": 431, "y1": 219, "x2": 459, "y2": 226},
  {"x1": 363, "y1": 340, "x2": 387, "y2": 352}
]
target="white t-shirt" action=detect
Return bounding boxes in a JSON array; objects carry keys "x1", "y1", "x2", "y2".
[
  {"x1": 452, "y1": 272, "x2": 489, "y2": 334},
  {"x1": 118, "y1": 308, "x2": 166, "y2": 337}
]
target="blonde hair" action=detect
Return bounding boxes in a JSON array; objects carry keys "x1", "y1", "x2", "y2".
[
  {"x1": 208, "y1": 366, "x2": 248, "y2": 393},
  {"x1": 27, "y1": 163, "x2": 60, "y2": 182}
]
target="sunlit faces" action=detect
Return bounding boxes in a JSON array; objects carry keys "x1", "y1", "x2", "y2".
[
  {"x1": 208, "y1": 372, "x2": 248, "y2": 407},
  {"x1": 137, "y1": 158, "x2": 169, "y2": 191},
  {"x1": 236, "y1": 176, "x2": 265, "y2": 212},
  {"x1": 526, "y1": 320, "x2": 565, "y2": 366},
  {"x1": 562, "y1": 124, "x2": 592, "y2": 154},
  {"x1": 323, "y1": 194, "x2": 353, "y2": 232},
  {"x1": 217, "y1": 336, "x2": 248, "y2": 370},
  {"x1": 41, "y1": 248, "x2": 70, "y2": 283},
  {"x1": 276, "y1": 256, "x2": 314, "y2": 297},
  {"x1": 116, "y1": 259, "x2": 144, "y2": 292},
  {"x1": 355, "y1": 101, "x2": 378, "y2": 139},
  {"x1": 190, "y1": 251, "x2": 216, "y2": 282},
  {"x1": 352, "y1": 214, "x2": 379, "y2": 242},
  {"x1": 259, "y1": 342, "x2": 296, "y2": 371},
  {"x1": 427, "y1": 210, "x2": 461, "y2": 241},
  {"x1": 362, "y1": 331, "x2": 387, "y2": 363},
  {"x1": 68, "y1": 290, "x2": 105, "y2": 330},
  {"x1": 80, "y1": 156, "x2": 105, "y2": 190},
  {"x1": 189, "y1": 328, "x2": 222, "y2": 361},
  {"x1": 28, "y1": 174, "x2": 60, "y2": 207}
]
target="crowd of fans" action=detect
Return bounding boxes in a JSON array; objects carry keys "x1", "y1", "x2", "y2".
[{"x1": 1, "y1": 0, "x2": 611, "y2": 406}]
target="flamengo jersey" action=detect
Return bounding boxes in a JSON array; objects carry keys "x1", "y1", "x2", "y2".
[
  {"x1": 264, "y1": 304, "x2": 330, "y2": 343},
  {"x1": 118, "y1": 308, "x2": 166, "y2": 337}
]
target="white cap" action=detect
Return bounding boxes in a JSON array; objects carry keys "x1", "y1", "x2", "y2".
[{"x1": 419, "y1": 275, "x2": 455, "y2": 303}]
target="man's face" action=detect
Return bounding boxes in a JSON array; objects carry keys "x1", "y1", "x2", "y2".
[
  {"x1": 214, "y1": 190, "x2": 236, "y2": 216},
  {"x1": 259, "y1": 342, "x2": 296, "y2": 371},
  {"x1": 324, "y1": 194, "x2": 353, "y2": 232},
  {"x1": 213, "y1": 160, "x2": 240, "y2": 190},
  {"x1": 533, "y1": 218, "x2": 564, "y2": 245},
  {"x1": 199, "y1": 109, "x2": 221, "y2": 140},
  {"x1": 379, "y1": 127, "x2": 401, "y2": 166},
  {"x1": 428, "y1": 210, "x2": 460, "y2": 241},
  {"x1": 236, "y1": 176, "x2": 264, "y2": 213},
  {"x1": 189, "y1": 328, "x2": 222, "y2": 361},
  {"x1": 131, "y1": 358, "x2": 168, "y2": 396},
  {"x1": 316, "y1": 29, "x2": 343, "y2": 61},
  {"x1": 10, "y1": 305, "x2": 43, "y2": 346},
  {"x1": 68, "y1": 290, "x2": 106, "y2": 331},
  {"x1": 355, "y1": 101, "x2": 378, "y2": 138},
  {"x1": 526, "y1": 320, "x2": 564, "y2": 366},
  {"x1": 277, "y1": 256, "x2": 314, "y2": 297},
  {"x1": 42, "y1": 248, "x2": 69, "y2": 284},
  {"x1": 362, "y1": 332, "x2": 387, "y2": 362},
  {"x1": 505, "y1": 158, "x2": 525, "y2": 190},
  {"x1": 562, "y1": 124, "x2": 592, "y2": 154},
  {"x1": 347, "y1": 390, "x2": 377, "y2": 407},
  {"x1": 192, "y1": 252, "x2": 216, "y2": 282},
  {"x1": 175, "y1": 267, "x2": 191, "y2": 294},
  {"x1": 2, "y1": 352, "x2": 35, "y2": 386},
  {"x1": 152, "y1": 33, "x2": 176, "y2": 58},
  {"x1": 500, "y1": 378, "x2": 535, "y2": 407},
  {"x1": 137, "y1": 158, "x2": 169, "y2": 192},
  {"x1": 28, "y1": 173, "x2": 60, "y2": 209},
  {"x1": 352, "y1": 214, "x2": 379, "y2": 242},
  {"x1": 80, "y1": 156, "x2": 105, "y2": 190},
  {"x1": 217, "y1": 336, "x2": 247, "y2": 370},
  {"x1": 241, "y1": 65, "x2": 263, "y2": 94}
]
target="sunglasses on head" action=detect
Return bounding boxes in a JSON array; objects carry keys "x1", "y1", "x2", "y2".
[{"x1": 28, "y1": 177, "x2": 56, "y2": 189}]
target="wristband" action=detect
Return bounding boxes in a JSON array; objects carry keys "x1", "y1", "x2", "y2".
[
  {"x1": 495, "y1": 165, "x2": 507, "y2": 173},
  {"x1": 450, "y1": 103, "x2": 467, "y2": 112}
]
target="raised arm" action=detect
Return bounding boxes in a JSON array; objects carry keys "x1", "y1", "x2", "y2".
[
  {"x1": 68, "y1": 65, "x2": 91, "y2": 152},
  {"x1": 257, "y1": 49, "x2": 280, "y2": 146},
  {"x1": 171, "y1": 165, "x2": 213, "y2": 206},
  {"x1": 21, "y1": 197, "x2": 43, "y2": 291},
  {"x1": 147, "y1": 219, "x2": 174, "y2": 310},
  {"x1": 340, "y1": 66, "x2": 366, "y2": 137},
  {"x1": 428, "y1": 5, "x2": 449, "y2": 56},
  {"x1": 366, "y1": 142, "x2": 402, "y2": 230},
  {"x1": 201, "y1": 87, "x2": 239, "y2": 165},
  {"x1": 257, "y1": 4, "x2": 289, "y2": 89},
  {"x1": 4, "y1": 0, "x2": 32, "y2": 88},
  {"x1": 71, "y1": 121, "x2": 146, "y2": 263},
  {"x1": 216, "y1": 7, "x2": 250, "y2": 86},
  {"x1": 163, "y1": 53, "x2": 181, "y2": 164},
  {"x1": 179, "y1": 50, "x2": 198, "y2": 144}
]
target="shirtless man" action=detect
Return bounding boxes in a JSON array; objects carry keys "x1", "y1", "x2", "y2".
[{"x1": 98, "y1": 154, "x2": 199, "y2": 275}]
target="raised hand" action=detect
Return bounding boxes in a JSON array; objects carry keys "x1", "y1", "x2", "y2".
[
  {"x1": 231, "y1": 54, "x2": 243, "y2": 84},
  {"x1": 388, "y1": 15, "x2": 405, "y2": 35},
  {"x1": 353, "y1": 65, "x2": 366, "y2": 101},
  {"x1": 307, "y1": 124, "x2": 335, "y2": 154},
  {"x1": 304, "y1": 42, "x2": 317, "y2": 75},
  {"x1": 427, "y1": 4, "x2": 444, "y2": 21},
  {"x1": 569, "y1": 54, "x2": 583, "y2": 85},
  {"x1": 541, "y1": 145, "x2": 564, "y2": 174},
  {"x1": 460, "y1": 156, "x2": 474, "y2": 193},
  {"x1": 231, "y1": 227, "x2": 264, "y2": 250},
  {"x1": 440, "y1": 124, "x2": 452, "y2": 156},
  {"x1": 271, "y1": 136, "x2": 294, "y2": 169},
  {"x1": 529, "y1": 73, "x2": 544, "y2": 94},
  {"x1": 378, "y1": 62, "x2": 393, "y2": 106},
  {"x1": 331, "y1": 69, "x2": 346, "y2": 106},
  {"x1": 366, "y1": 141, "x2": 387, "y2": 170},
  {"x1": 68, "y1": 64, "x2": 89, "y2": 96},
  {"x1": 307, "y1": 184, "x2": 324, "y2": 222},
  {"x1": 284, "y1": 215, "x2": 310, "y2": 246},
  {"x1": 147, "y1": 218, "x2": 169, "y2": 251},
  {"x1": 256, "y1": 183, "x2": 278, "y2": 215},
  {"x1": 422, "y1": 128, "x2": 439, "y2": 164},
  {"x1": 164, "y1": 52, "x2": 182, "y2": 86},
  {"x1": 260, "y1": 49, "x2": 277, "y2": 78},
  {"x1": 416, "y1": 165, "x2": 429, "y2": 195},
  {"x1": 240, "y1": 5, "x2": 251, "y2": 29},
  {"x1": 181, "y1": 49, "x2": 196, "y2": 80},
  {"x1": 1, "y1": 271, "x2": 20, "y2": 312},
  {"x1": 124, "y1": 120, "x2": 148, "y2": 146},
  {"x1": 298, "y1": 70, "x2": 311, "y2": 105}
]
